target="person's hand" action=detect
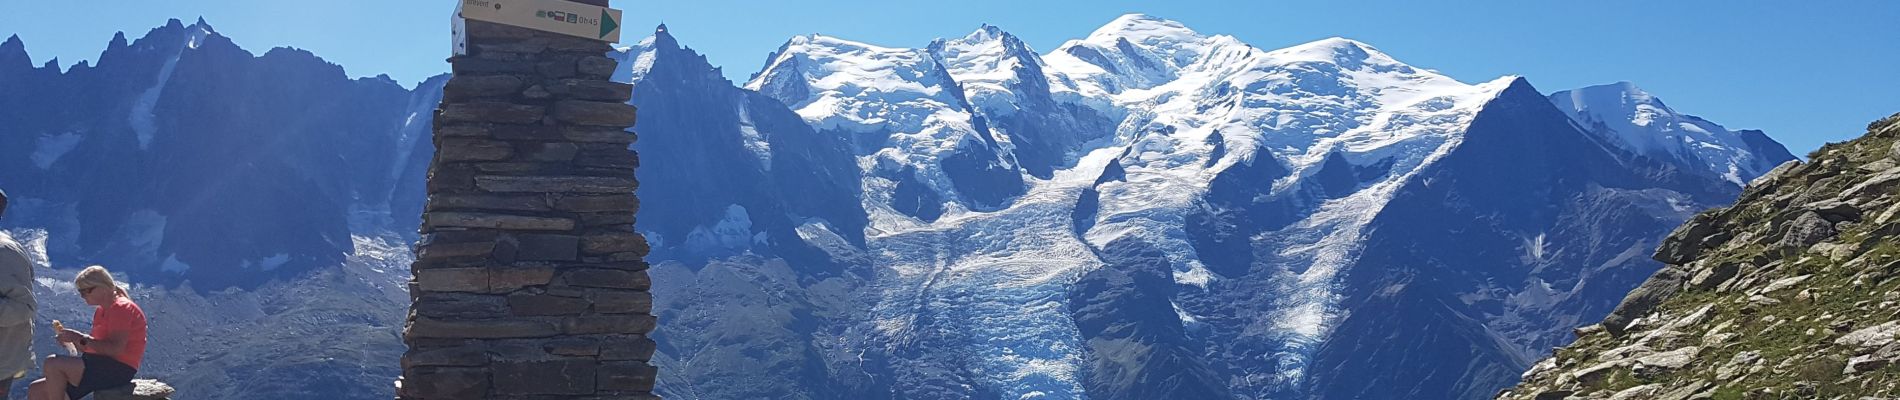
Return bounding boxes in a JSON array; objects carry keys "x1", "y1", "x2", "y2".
[{"x1": 55, "y1": 328, "x2": 85, "y2": 344}]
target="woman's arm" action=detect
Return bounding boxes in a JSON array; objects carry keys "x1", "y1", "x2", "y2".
[{"x1": 79, "y1": 330, "x2": 128, "y2": 356}]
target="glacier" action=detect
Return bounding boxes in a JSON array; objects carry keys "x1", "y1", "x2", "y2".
[
  {"x1": 645, "y1": 13, "x2": 1791, "y2": 399},
  {"x1": 0, "y1": 13, "x2": 1802, "y2": 400}
]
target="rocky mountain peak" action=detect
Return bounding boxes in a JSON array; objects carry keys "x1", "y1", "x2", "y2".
[
  {"x1": 1, "y1": 34, "x2": 22, "y2": 55},
  {"x1": 0, "y1": 34, "x2": 27, "y2": 71}
]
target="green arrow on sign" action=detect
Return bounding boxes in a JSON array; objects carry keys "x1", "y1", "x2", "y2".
[{"x1": 599, "y1": 9, "x2": 618, "y2": 39}]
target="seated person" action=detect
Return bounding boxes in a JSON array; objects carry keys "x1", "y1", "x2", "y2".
[{"x1": 30, "y1": 266, "x2": 147, "y2": 400}]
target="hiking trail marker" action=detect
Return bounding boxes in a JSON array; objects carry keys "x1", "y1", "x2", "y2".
[
  {"x1": 455, "y1": 0, "x2": 622, "y2": 52},
  {"x1": 404, "y1": 1, "x2": 653, "y2": 399}
]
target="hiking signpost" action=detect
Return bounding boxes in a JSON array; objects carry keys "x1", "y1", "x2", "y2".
[
  {"x1": 408, "y1": 0, "x2": 654, "y2": 398},
  {"x1": 453, "y1": 0, "x2": 623, "y2": 55}
]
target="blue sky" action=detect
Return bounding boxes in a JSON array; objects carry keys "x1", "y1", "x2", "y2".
[{"x1": 2, "y1": 1, "x2": 1895, "y2": 154}]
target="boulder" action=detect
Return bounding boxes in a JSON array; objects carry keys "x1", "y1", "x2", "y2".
[
  {"x1": 1718, "y1": 351, "x2": 1761, "y2": 380},
  {"x1": 1633, "y1": 346, "x2": 1700, "y2": 377},
  {"x1": 1759, "y1": 274, "x2": 1812, "y2": 295},
  {"x1": 1603, "y1": 266, "x2": 1690, "y2": 336},
  {"x1": 1608, "y1": 384, "x2": 1661, "y2": 400},
  {"x1": 1573, "y1": 324, "x2": 1604, "y2": 338},
  {"x1": 1522, "y1": 357, "x2": 1559, "y2": 381},
  {"x1": 1845, "y1": 169, "x2": 1900, "y2": 199},
  {"x1": 1777, "y1": 211, "x2": 1837, "y2": 249},
  {"x1": 1688, "y1": 262, "x2": 1741, "y2": 291},
  {"x1": 1835, "y1": 321, "x2": 1899, "y2": 351},
  {"x1": 1653, "y1": 380, "x2": 1712, "y2": 400},
  {"x1": 1573, "y1": 360, "x2": 1626, "y2": 386},
  {"x1": 1804, "y1": 200, "x2": 1862, "y2": 222},
  {"x1": 1748, "y1": 160, "x2": 1802, "y2": 191},
  {"x1": 1844, "y1": 354, "x2": 1889, "y2": 374},
  {"x1": 1655, "y1": 213, "x2": 1725, "y2": 264},
  {"x1": 95, "y1": 379, "x2": 174, "y2": 400},
  {"x1": 1531, "y1": 390, "x2": 1573, "y2": 400}
]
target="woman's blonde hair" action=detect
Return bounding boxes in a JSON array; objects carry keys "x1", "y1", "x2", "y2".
[{"x1": 73, "y1": 265, "x2": 127, "y2": 297}]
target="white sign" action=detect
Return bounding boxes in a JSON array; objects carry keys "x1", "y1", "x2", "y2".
[
  {"x1": 458, "y1": 0, "x2": 623, "y2": 43},
  {"x1": 451, "y1": 6, "x2": 469, "y2": 56}
]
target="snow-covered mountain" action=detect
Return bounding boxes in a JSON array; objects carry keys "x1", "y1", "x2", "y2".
[
  {"x1": 1550, "y1": 82, "x2": 1796, "y2": 185},
  {"x1": 929, "y1": 25, "x2": 1119, "y2": 180},
  {"x1": 0, "y1": 14, "x2": 1802, "y2": 400},
  {"x1": 748, "y1": 31, "x2": 1030, "y2": 223},
  {"x1": 604, "y1": 29, "x2": 888, "y2": 399},
  {"x1": 637, "y1": 13, "x2": 1795, "y2": 400},
  {"x1": 612, "y1": 26, "x2": 866, "y2": 267}
]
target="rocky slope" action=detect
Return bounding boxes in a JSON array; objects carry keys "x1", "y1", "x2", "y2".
[{"x1": 1503, "y1": 113, "x2": 1900, "y2": 399}]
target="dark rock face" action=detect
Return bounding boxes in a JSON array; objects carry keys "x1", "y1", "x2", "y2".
[
  {"x1": 1072, "y1": 159, "x2": 1124, "y2": 237},
  {"x1": 616, "y1": 28, "x2": 865, "y2": 268},
  {"x1": 611, "y1": 26, "x2": 884, "y2": 400},
  {"x1": 1183, "y1": 145, "x2": 1293, "y2": 278},
  {"x1": 0, "y1": 20, "x2": 439, "y2": 289},
  {"x1": 1290, "y1": 79, "x2": 1737, "y2": 399},
  {"x1": 890, "y1": 168, "x2": 945, "y2": 223},
  {"x1": 941, "y1": 141, "x2": 1027, "y2": 211},
  {"x1": 1735, "y1": 129, "x2": 1798, "y2": 169},
  {"x1": 1070, "y1": 238, "x2": 1232, "y2": 400},
  {"x1": 391, "y1": 75, "x2": 454, "y2": 236},
  {"x1": 1310, "y1": 152, "x2": 1361, "y2": 198}
]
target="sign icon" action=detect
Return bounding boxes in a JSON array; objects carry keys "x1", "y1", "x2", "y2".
[{"x1": 597, "y1": 10, "x2": 617, "y2": 38}]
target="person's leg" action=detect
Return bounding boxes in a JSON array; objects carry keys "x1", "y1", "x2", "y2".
[
  {"x1": 40, "y1": 356, "x2": 81, "y2": 400},
  {"x1": 0, "y1": 376, "x2": 14, "y2": 399},
  {"x1": 26, "y1": 378, "x2": 46, "y2": 400}
]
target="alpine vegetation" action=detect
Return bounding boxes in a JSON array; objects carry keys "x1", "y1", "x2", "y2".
[{"x1": 1504, "y1": 113, "x2": 1900, "y2": 399}]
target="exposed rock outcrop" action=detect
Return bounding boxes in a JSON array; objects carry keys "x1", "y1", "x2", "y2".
[{"x1": 1501, "y1": 113, "x2": 1900, "y2": 399}]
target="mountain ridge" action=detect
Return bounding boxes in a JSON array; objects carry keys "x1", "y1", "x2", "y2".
[
  {"x1": 0, "y1": 14, "x2": 1810, "y2": 400},
  {"x1": 706, "y1": 13, "x2": 1795, "y2": 399}
]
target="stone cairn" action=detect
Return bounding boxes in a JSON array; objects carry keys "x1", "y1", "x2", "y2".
[{"x1": 396, "y1": 0, "x2": 658, "y2": 398}]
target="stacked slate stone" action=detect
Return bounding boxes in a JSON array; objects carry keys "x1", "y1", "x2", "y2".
[{"x1": 397, "y1": 2, "x2": 659, "y2": 399}]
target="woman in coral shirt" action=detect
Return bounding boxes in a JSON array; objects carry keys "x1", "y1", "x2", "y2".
[{"x1": 30, "y1": 266, "x2": 147, "y2": 400}]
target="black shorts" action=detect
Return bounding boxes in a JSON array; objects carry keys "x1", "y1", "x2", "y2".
[{"x1": 68, "y1": 353, "x2": 136, "y2": 400}]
